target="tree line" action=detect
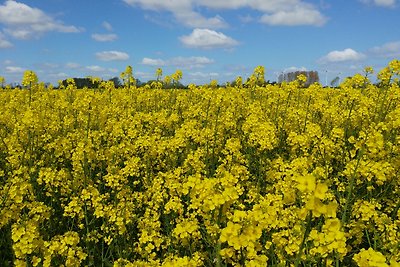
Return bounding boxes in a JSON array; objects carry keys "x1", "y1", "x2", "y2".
[{"x1": 278, "y1": 70, "x2": 320, "y2": 86}]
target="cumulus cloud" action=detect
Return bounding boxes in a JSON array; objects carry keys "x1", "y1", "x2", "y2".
[
  {"x1": 169, "y1": 56, "x2": 215, "y2": 68},
  {"x1": 370, "y1": 41, "x2": 400, "y2": 58},
  {"x1": 189, "y1": 71, "x2": 219, "y2": 78},
  {"x1": 91, "y1": 33, "x2": 118, "y2": 42},
  {"x1": 66, "y1": 62, "x2": 80, "y2": 69},
  {"x1": 142, "y1": 58, "x2": 166, "y2": 66},
  {"x1": 123, "y1": 0, "x2": 227, "y2": 28},
  {"x1": 102, "y1": 21, "x2": 113, "y2": 31},
  {"x1": 260, "y1": 7, "x2": 327, "y2": 26},
  {"x1": 238, "y1": 15, "x2": 255, "y2": 24},
  {"x1": 108, "y1": 68, "x2": 119, "y2": 73},
  {"x1": 135, "y1": 71, "x2": 154, "y2": 80},
  {"x1": 319, "y1": 48, "x2": 365, "y2": 63},
  {"x1": 0, "y1": 0, "x2": 82, "y2": 40},
  {"x1": 96, "y1": 51, "x2": 130, "y2": 61},
  {"x1": 0, "y1": 32, "x2": 12, "y2": 48},
  {"x1": 92, "y1": 22, "x2": 117, "y2": 42},
  {"x1": 86, "y1": 65, "x2": 105, "y2": 72},
  {"x1": 359, "y1": 0, "x2": 397, "y2": 7},
  {"x1": 186, "y1": 71, "x2": 220, "y2": 83},
  {"x1": 3, "y1": 59, "x2": 13, "y2": 65},
  {"x1": 283, "y1": 66, "x2": 308, "y2": 72},
  {"x1": 5, "y1": 66, "x2": 24, "y2": 73},
  {"x1": 142, "y1": 56, "x2": 215, "y2": 69},
  {"x1": 49, "y1": 72, "x2": 69, "y2": 79},
  {"x1": 179, "y1": 28, "x2": 238, "y2": 49},
  {"x1": 175, "y1": 12, "x2": 227, "y2": 29},
  {"x1": 123, "y1": 0, "x2": 327, "y2": 28}
]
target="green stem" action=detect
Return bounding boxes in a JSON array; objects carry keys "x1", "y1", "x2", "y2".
[
  {"x1": 341, "y1": 151, "x2": 362, "y2": 225},
  {"x1": 303, "y1": 95, "x2": 312, "y2": 133},
  {"x1": 365, "y1": 229, "x2": 372, "y2": 248},
  {"x1": 295, "y1": 211, "x2": 312, "y2": 267},
  {"x1": 215, "y1": 241, "x2": 222, "y2": 267},
  {"x1": 29, "y1": 82, "x2": 32, "y2": 106}
]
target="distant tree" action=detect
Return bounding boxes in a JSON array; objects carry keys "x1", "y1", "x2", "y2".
[
  {"x1": 135, "y1": 79, "x2": 143, "y2": 87},
  {"x1": 61, "y1": 77, "x2": 100, "y2": 89},
  {"x1": 330, "y1": 76, "x2": 340, "y2": 87},
  {"x1": 279, "y1": 70, "x2": 319, "y2": 86},
  {"x1": 109, "y1": 77, "x2": 122, "y2": 88},
  {"x1": 308, "y1": 71, "x2": 320, "y2": 85}
]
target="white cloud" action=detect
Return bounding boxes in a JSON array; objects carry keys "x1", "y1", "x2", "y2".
[
  {"x1": 189, "y1": 71, "x2": 219, "y2": 78},
  {"x1": 135, "y1": 71, "x2": 153, "y2": 80},
  {"x1": 187, "y1": 71, "x2": 220, "y2": 83},
  {"x1": 0, "y1": 32, "x2": 12, "y2": 48},
  {"x1": 238, "y1": 14, "x2": 255, "y2": 24},
  {"x1": 175, "y1": 12, "x2": 227, "y2": 29},
  {"x1": 108, "y1": 68, "x2": 119, "y2": 73},
  {"x1": 96, "y1": 51, "x2": 130, "y2": 61},
  {"x1": 123, "y1": 0, "x2": 327, "y2": 27},
  {"x1": 0, "y1": 0, "x2": 82, "y2": 40},
  {"x1": 260, "y1": 7, "x2": 327, "y2": 26},
  {"x1": 319, "y1": 48, "x2": 366, "y2": 63},
  {"x1": 370, "y1": 41, "x2": 400, "y2": 58},
  {"x1": 86, "y1": 65, "x2": 105, "y2": 72},
  {"x1": 180, "y1": 28, "x2": 238, "y2": 49},
  {"x1": 142, "y1": 56, "x2": 214, "y2": 69},
  {"x1": 359, "y1": 0, "x2": 396, "y2": 7},
  {"x1": 91, "y1": 33, "x2": 118, "y2": 42},
  {"x1": 169, "y1": 56, "x2": 215, "y2": 68},
  {"x1": 142, "y1": 57, "x2": 166, "y2": 66},
  {"x1": 49, "y1": 72, "x2": 69, "y2": 79},
  {"x1": 92, "y1": 22, "x2": 117, "y2": 42},
  {"x1": 283, "y1": 66, "x2": 308, "y2": 73},
  {"x1": 123, "y1": 0, "x2": 227, "y2": 28},
  {"x1": 102, "y1": 21, "x2": 113, "y2": 31},
  {"x1": 5, "y1": 66, "x2": 24, "y2": 73},
  {"x1": 66, "y1": 62, "x2": 80, "y2": 69}
]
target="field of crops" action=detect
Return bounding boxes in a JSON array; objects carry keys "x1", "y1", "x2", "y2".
[{"x1": 1, "y1": 60, "x2": 400, "y2": 266}]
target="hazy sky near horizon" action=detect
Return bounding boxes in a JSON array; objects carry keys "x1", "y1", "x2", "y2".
[{"x1": 0, "y1": 0, "x2": 399, "y2": 85}]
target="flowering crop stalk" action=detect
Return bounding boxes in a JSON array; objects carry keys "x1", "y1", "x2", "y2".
[
  {"x1": 365, "y1": 229, "x2": 373, "y2": 249},
  {"x1": 214, "y1": 205, "x2": 224, "y2": 267},
  {"x1": 29, "y1": 82, "x2": 32, "y2": 106},
  {"x1": 303, "y1": 95, "x2": 312, "y2": 133},
  {"x1": 392, "y1": 200, "x2": 400, "y2": 220},
  {"x1": 86, "y1": 107, "x2": 91, "y2": 139},
  {"x1": 272, "y1": 95, "x2": 281, "y2": 127},
  {"x1": 343, "y1": 99, "x2": 355, "y2": 141},
  {"x1": 209, "y1": 105, "x2": 221, "y2": 177},
  {"x1": 27, "y1": 128, "x2": 33, "y2": 169},
  {"x1": 341, "y1": 148, "x2": 363, "y2": 225},
  {"x1": 295, "y1": 211, "x2": 312, "y2": 267},
  {"x1": 0, "y1": 185, "x2": 10, "y2": 211},
  {"x1": 214, "y1": 241, "x2": 222, "y2": 267},
  {"x1": 378, "y1": 86, "x2": 391, "y2": 121}
]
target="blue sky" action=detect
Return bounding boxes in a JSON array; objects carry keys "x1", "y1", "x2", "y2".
[{"x1": 0, "y1": 0, "x2": 399, "y2": 85}]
